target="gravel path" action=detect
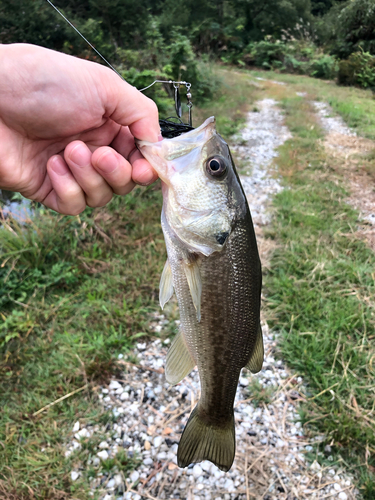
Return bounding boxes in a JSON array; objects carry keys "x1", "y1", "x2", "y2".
[
  {"x1": 67, "y1": 97, "x2": 358, "y2": 500},
  {"x1": 313, "y1": 100, "x2": 375, "y2": 250}
]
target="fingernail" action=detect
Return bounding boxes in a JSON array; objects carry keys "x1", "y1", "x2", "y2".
[
  {"x1": 135, "y1": 167, "x2": 156, "y2": 186},
  {"x1": 96, "y1": 151, "x2": 119, "y2": 174},
  {"x1": 70, "y1": 144, "x2": 91, "y2": 167},
  {"x1": 51, "y1": 156, "x2": 68, "y2": 175},
  {"x1": 157, "y1": 134, "x2": 163, "y2": 142}
]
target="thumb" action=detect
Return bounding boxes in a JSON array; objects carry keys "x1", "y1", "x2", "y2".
[{"x1": 100, "y1": 68, "x2": 160, "y2": 142}]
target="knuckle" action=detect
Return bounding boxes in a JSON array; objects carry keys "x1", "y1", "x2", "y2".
[
  {"x1": 114, "y1": 183, "x2": 134, "y2": 196},
  {"x1": 148, "y1": 100, "x2": 158, "y2": 117},
  {"x1": 87, "y1": 191, "x2": 113, "y2": 208},
  {"x1": 61, "y1": 205, "x2": 85, "y2": 216},
  {"x1": 58, "y1": 187, "x2": 86, "y2": 215},
  {"x1": 64, "y1": 184, "x2": 82, "y2": 200}
]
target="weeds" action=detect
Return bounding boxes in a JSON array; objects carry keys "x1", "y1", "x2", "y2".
[
  {"x1": 0, "y1": 186, "x2": 165, "y2": 497},
  {"x1": 247, "y1": 378, "x2": 275, "y2": 407},
  {"x1": 0, "y1": 71, "x2": 259, "y2": 498},
  {"x1": 265, "y1": 93, "x2": 375, "y2": 498}
]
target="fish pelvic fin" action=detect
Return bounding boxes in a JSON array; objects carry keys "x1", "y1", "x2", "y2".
[
  {"x1": 165, "y1": 331, "x2": 196, "y2": 385},
  {"x1": 159, "y1": 259, "x2": 174, "y2": 309},
  {"x1": 177, "y1": 406, "x2": 235, "y2": 472},
  {"x1": 182, "y1": 255, "x2": 202, "y2": 322},
  {"x1": 245, "y1": 323, "x2": 264, "y2": 374}
]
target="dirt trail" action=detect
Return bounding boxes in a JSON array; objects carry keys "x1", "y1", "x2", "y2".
[
  {"x1": 313, "y1": 101, "x2": 375, "y2": 250},
  {"x1": 66, "y1": 83, "x2": 360, "y2": 500}
]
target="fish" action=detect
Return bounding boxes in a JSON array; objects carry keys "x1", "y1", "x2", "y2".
[{"x1": 136, "y1": 116, "x2": 263, "y2": 472}]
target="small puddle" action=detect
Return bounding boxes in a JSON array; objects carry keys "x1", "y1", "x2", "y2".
[{"x1": 0, "y1": 190, "x2": 33, "y2": 222}]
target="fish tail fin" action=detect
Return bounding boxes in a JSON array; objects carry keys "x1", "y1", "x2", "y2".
[{"x1": 177, "y1": 405, "x2": 235, "y2": 472}]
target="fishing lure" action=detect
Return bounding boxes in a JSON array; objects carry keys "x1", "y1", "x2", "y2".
[{"x1": 46, "y1": 0, "x2": 194, "y2": 138}]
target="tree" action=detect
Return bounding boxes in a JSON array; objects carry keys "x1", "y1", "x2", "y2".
[
  {"x1": 317, "y1": 0, "x2": 375, "y2": 57},
  {"x1": 0, "y1": 0, "x2": 75, "y2": 49}
]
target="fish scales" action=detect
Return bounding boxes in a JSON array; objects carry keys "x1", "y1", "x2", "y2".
[
  {"x1": 136, "y1": 116, "x2": 263, "y2": 472},
  {"x1": 164, "y1": 209, "x2": 260, "y2": 415}
]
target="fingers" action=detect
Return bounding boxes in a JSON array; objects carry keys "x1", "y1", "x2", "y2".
[
  {"x1": 111, "y1": 126, "x2": 159, "y2": 186},
  {"x1": 91, "y1": 146, "x2": 135, "y2": 195},
  {"x1": 64, "y1": 142, "x2": 113, "y2": 206},
  {"x1": 44, "y1": 137, "x2": 156, "y2": 215},
  {"x1": 130, "y1": 149, "x2": 159, "y2": 185},
  {"x1": 44, "y1": 155, "x2": 86, "y2": 215}
]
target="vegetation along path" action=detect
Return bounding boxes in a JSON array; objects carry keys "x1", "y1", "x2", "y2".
[
  {"x1": 66, "y1": 81, "x2": 368, "y2": 499},
  {"x1": 2, "y1": 69, "x2": 375, "y2": 499}
]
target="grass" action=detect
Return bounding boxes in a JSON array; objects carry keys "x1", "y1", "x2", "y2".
[
  {"x1": 3, "y1": 61, "x2": 375, "y2": 497},
  {"x1": 246, "y1": 378, "x2": 275, "y2": 408},
  {"x1": 263, "y1": 93, "x2": 375, "y2": 498},
  {"x1": 194, "y1": 68, "x2": 261, "y2": 138},
  {"x1": 248, "y1": 69, "x2": 375, "y2": 140},
  {"x1": 0, "y1": 69, "x2": 259, "y2": 499},
  {"x1": 0, "y1": 187, "x2": 166, "y2": 498}
]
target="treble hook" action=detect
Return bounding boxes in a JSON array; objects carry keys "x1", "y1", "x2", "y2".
[{"x1": 139, "y1": 80, "x2": 193, "y2": 127}]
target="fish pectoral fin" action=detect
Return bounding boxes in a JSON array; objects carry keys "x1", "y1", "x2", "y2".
[
  {"x1": 182, "y1": 257, "x2": 202, "y2": 322},
  {"x1": 245, "y1": 323, "x2": 264, "y2": 374},
  {"x1": 165, "y1": 331, "x2": 196, "y2": 385},
  {"x1": 159, "y1": 259, "x2": 174, "y2": 309},
  {"x1": 177, "y1": 405, "x2": 235, "y2": 472}
]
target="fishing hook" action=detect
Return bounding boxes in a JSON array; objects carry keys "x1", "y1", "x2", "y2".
[{"x1": 45, "y1": 0, "x2": 194, "y2": 129}]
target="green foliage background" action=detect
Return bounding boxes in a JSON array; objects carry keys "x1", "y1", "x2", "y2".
[{"x1": 1, "y1": 0, "x2": 375, "y2": 91}]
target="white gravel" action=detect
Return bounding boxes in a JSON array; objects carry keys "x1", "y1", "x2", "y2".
[
  {"x1": 313, "y1": 100, "x2": 375, "y2": 235},
  {"x1": 66, "y1": 99, "x2": 358, "y2": 499},
  {"x1": 313, "y1": 101, "x2": 356, "y2": 137},
  {"x1": 233, "y1": 98, "x2": 291, "y2": 226},
  {"x1": 255, "y1": 77, "x2": 286, "y2": 86}
]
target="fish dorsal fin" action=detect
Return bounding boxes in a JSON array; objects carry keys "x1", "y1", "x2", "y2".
[
  {"x1": 159, "y1": 259, "x2": 174, "y2": 309},
  {"x1": 165, "y1": 331, "x2": 196, "y2": 385},
  {"x1": 245, "y1": 323, "x2": 264, "y2": 374},
  {"x1": 182, "y1": 256, "x2": 202, "y2": 322}
]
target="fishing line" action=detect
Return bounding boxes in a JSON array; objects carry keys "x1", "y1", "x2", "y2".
[
  {"x1": 45, "y1": 0, "x2": 125, "y2": 81},
  {"x1": 45, "y1": 0, "x2": 194, "y2": 134}
]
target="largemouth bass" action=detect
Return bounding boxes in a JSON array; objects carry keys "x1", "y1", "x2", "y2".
[{"x1": 136, "y1": 117, "x2": 263, "y2": 472}]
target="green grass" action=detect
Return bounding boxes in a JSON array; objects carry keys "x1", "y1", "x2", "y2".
[
  {"x1": 246, "y1": 378, "x2": 276, "y2": 408},
  {"x1": 4, "y1": 62, "x2": 375, "y2": 497},
  {"x1": 194, "y1": 68, "x2": 261, "y2": 138},
  {"x1": 248, "y1": 69, "x2": 375, "y2": 140},
  {"x1": 264, "y1": 94, "x2": 375, "y2": 498},
  {"x1": 0, "y1": 186, "x2": 166, "y2": 498},
  {"x1": 0, "y1": 68, "x2": 259, "y2": 499}
]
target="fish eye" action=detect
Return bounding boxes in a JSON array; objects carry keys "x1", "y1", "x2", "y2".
[{"x1": 206, "y1": 156, "x2": 227, "y2": 178}]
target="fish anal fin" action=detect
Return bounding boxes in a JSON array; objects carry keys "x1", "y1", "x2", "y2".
[
  {"x1": 159, "y1": 259, "x2": 174, "y2": 309},
  {"x1": 165, "y1": 331, "x2": 195, "y2": 386},
  {"x1": 177, "y1": 406, "x2": 235, "y2": 472},
  {"x1": 182, "y1": 256, "x2": 202, "y2": 322},
  {"x1": 245, "y1": 323, "x2": 264, "y2": 374}
]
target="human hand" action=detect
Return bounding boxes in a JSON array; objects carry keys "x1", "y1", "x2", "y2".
[{"x1": 0, "y1": 43, "x2": 160, "y2": 215}]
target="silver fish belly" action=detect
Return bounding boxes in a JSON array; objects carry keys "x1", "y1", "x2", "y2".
[{"x1": 137, "y1": 117, "x2": 263, "y2": 472}]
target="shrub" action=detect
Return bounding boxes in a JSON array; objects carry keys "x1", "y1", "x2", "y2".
[
  {"x1": 308, "y1": 54, "x2": 338, "y2": 80},
  {"x1": 117, "y1": 35, "x2": 221, "y2": 113},
  {"x1": 338, "y1": 51, "x2": 375, "y2": 89},
  {"x1": 244, "y1": 40, "x2": 286, "y2": 69},
  {"x1": 242, "y1": 39, "x2": 338, "y2": 81}
]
